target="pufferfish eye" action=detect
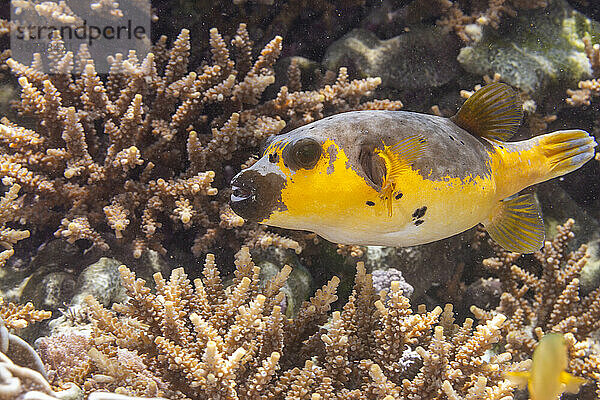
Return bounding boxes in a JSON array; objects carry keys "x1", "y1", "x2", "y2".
[{"x1": 285, "y1": 138, "x2": 322, "y2": 170}]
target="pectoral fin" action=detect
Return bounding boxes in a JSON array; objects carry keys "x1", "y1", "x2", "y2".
[
  {"x1": 560, "y1": 371, "x2": 587, "y2": 393},
  {"x1": 483, "y1": 193, "x2": 545, "y2": 253},
  {"x1": 375, "y1": 135, "x2": 427, "y2": 216}
]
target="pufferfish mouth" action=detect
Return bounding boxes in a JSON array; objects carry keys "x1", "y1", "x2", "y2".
[
  {"x1": 231, "y1": 184, "x2": 255, "y2": 203},
  {"x1": 230, "y1": 167, "x2": 287, "y2": 223}
]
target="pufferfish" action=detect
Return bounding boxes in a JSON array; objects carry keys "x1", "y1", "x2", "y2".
[
  {"x1": 230, "y1": 83, "x2": 597, "y2": 253},
  {"x1": 505, "y1": 333, "x2": 587, "y2": 400}
]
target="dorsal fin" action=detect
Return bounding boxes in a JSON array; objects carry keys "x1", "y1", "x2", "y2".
[
  {"x1": 375, "y1": 135, "x2": 427, "y2": 216},
  {"x1": 451, "y1": 82, "x2": 523, "y2": 142}
]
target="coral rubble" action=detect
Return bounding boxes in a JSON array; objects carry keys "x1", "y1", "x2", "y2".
[{"x1": 0, "y1": 23, "x2": 395, "y2": 259}]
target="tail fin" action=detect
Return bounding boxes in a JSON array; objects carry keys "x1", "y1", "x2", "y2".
[
  {"x1": 537, "y1": 129, "x2": 597, "y2": 179},
  {"x1": 492, "y1": 129, "x2": 596, "y2": 210}
]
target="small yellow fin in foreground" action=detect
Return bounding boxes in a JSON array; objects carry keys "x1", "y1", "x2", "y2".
[
  {"x1": 504, "y1": 371, "x2": 530, "y2": 389},
  {"x1": 559, "y1": 371, "x2": 587, "y2": 394},
  {"x1": 483, "y1": 193, "x2": 545, "y2": 253},
  {"x1": 375, "y1": 135, "x2": 427, "y2": 216},
  {"x1": 451, "y1": 82, "x2": 523, "y2": 141}
]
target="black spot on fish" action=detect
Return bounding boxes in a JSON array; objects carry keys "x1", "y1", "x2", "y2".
[
  {"x1": 412, "y1": 206, "x2": 427, "y2": 219},
  {"x1": 309, "y1": 126, "x2": 315, "y2": 130},
  {"x1": 395, "y1": 192, "x2": 403, "y2": 200},
  {"x1": 366, "y1": 201, "x2": 375, "y2": 206},
  {"x1": 499, "y1": 145, "x2": 504, "y2": 149},
  {"x1": 449, "y1": 135, "x2": 455, "y2": 141},
  {"x1": 414, "y1": 219, "x2": 424, "y2": 226},
  {"x1": 268, "y1": 152, "x2": 279, "y2": 163},
  {"x1": 460, "y1": 140, "x2": 465, "y2": 145}
]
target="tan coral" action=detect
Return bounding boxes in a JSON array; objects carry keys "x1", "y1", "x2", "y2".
[
  {"x1": 78, "y1": 248, "x2": 340, "y2": 399},
  {"x1": 475, "y1": 218, "x2": 600, "y2": 397},
  {"x1": 567, "y1": 36, "x2": 600, "y2": 106},
  {"x1": 437, "y1": 0, "x2": 546, "y2": 42},
  {"x1": 42, "y1": 251, "x2": 529, "y2": 399},
  {"x1": 1, "y1": 23, "x2": 394, "y2": 258},
  {"x1": 0, "y1": 184, "x2": 29, "y2": 268},
  {"x1": 0, "y1": 298, "x2": 51, "y2": 330}
]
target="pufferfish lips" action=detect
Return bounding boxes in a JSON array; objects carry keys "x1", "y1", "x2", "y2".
[
  {"x1": 230, "y1": 137, "x2": 323, "y2": 222},
  {"x1": 230, "y1": 157, "x2": 286, "y2": 223}
]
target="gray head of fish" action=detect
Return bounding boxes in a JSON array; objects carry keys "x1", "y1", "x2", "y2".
[{"x1": 230, "y1": 155, "x2": 287, "y2": 223}]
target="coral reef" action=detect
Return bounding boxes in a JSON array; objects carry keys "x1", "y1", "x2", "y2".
[
  {"x1": 0, "y1": 2, "x2": 598, "y2": 400},
  {"x1": 437, "y1": 0, "x2": 549, "y2": 42},
  {"x1": 155, "y1": 0, "x2": 368, "y2": 66},
  {"x1": 0, "y1": 23, "x2": 396, "y2": 260},
  {"x1": 0, "y1": 351, "x2": 82, "y2": 400},
  {"x1": 456, "y1": 0, "x2": 599, "y2": 95},
  {"x1": 0, "y1": 184, "x2": 29, "y2": 268},
  {"x1": 323, "y1": 27, "x2": 460, "y2": 91},
  {"x1": 473, "y1": 219, "x2": 600, "y2": 396},
  {"x1": 0, "y1": 298, "x2": 80, "y2": 400},
  {"x1": 567, "y1": 35, "x2": 600, "y2": 107},
  {"x1": 33, "y1": 248, "x2": 531, "y2": 400}
]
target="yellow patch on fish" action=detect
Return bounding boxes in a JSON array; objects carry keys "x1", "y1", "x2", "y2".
[
  {"x1": 505, "y1": 333, "x2": 587, "y2": 400},
  {"x1": 264, "y1": 137, "x2": 498, "y2": 247}
]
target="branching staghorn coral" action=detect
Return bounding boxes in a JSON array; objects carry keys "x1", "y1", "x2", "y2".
[
  {"x1": 7, "y1": 0, "x2": 153, "y2": 27},
  {"x1": 473, "y1": 218, "x2": 600, "y2": 397},
  {"x1": 0, "y1": 297, "x2": 52, "y2": 330},
  {"x1": 436, "y1": 0, "x2": 548, "y2": 42},
  {"x1": 34, "y1": 248, "x2": 524, "y2": 399},
  {"x1": 0, "y1": 23, "x2": 396, "y2": 259},
  {"x1": 567, "y1": 36, "x2": 600, "y2": 107},
  {"x1": 79, "y1": 246, "x2": 338, "y2": 398},
  {"x1": 0, "y1": 184, "x2": 29, "y2": 268}
]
